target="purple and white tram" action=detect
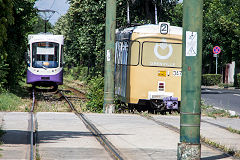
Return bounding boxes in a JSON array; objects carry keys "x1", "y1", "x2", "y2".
[{"x1": 26, "y1": 34, "x2": 64, "y2": 88}]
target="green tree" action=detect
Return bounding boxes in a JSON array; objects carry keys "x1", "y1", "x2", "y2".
[
  {"x1": 0, "y1": 0, "x2": 14, "y2": 91},
  {"x1": 32, "y1": 15, "x2": 53, "y2": 33},
  {"x1": 0, "y1": 0, "x2": 14, "y2": 46},
  {"x1": 169, "y1": 0, "x2": 240, "y2": 76},
  {"x1": 202, "y1": 0, "x2": 240, "y2": 74},
  {"x1": 0, "y1": 0, "x2": 37, "y2": 91},
  {"x1": 54, "y1": 0, "x2": 107, "y2": 76}
]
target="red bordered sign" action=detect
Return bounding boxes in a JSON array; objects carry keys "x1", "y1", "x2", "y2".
[{"x1": 213, "y1": 46, "x2": 221, "y2": 54}]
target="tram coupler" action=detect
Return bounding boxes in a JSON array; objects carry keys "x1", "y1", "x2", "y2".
[{"x1": 163, "y1": 96, "x2": 178, "y2": 110}]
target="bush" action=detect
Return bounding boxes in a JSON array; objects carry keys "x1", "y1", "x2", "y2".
[
  {"x1": 237, "y1": 73, "x2": 240, "y2": 87},
  {"x1": 86, "y1": 75, "x2": 104, "y2": 112},
  {"x1": 202, "y1": 74, "x2": 222, "y2": 86},
  {"x1": 234, "y1": 73, "x2": 240, "y2": 88},
  {"x1": 65, "y1": 66, "x2": 94, "y2": 82}
]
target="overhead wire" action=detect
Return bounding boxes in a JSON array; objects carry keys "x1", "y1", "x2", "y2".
[{"x1": 49, "y1": 0, "x2": 56, "y2": 10}]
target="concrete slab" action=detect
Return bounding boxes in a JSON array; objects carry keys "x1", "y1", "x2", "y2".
[
  {"x1": 153, "y1": 115, "x2": 240, "y2": 152},
  {"x1": 0, "y1": 112, "x2": 237, "y2": 160},
  {"x1": 202, "y1": 117, "x2": 240, "y2": 131},
  {"x1": 37, "y1": 112, "x2": 111, "y2": 160},
  {"x1": 85, "y1": 113, "x2": 234, "y2": 160},
  {"x1": 0, "y1": 112, "x2": 30, "y2": 160}
]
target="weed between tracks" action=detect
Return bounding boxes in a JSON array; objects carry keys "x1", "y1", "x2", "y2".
[
  {"x1": 33, "y1": 86, "x2": 86, "y2": 112},
  {"x1": 201, "y1": 136, "x2": 240, "y2": 158},
  {"x1": 227, "y1": 127, "x2": 240, "y2": 135}
]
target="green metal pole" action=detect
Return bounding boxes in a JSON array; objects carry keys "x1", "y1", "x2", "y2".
[
  {"x1": 177, "y1": 0, "x2": 203, "y2": 159},
  {"x1": 103, "y1": 0, "x2": 116, "y2": 113}
]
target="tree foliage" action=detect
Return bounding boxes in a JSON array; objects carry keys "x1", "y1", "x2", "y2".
[
  {"x1": 0, "y1": 0, "x2": 14, "y2": 91},
  {"x1": 170, "y1": 0, "x2": 240, "y2": 74},
  {"x1": 53, "y1": 0, "x2": 180, "y2": 77},
  {"x1": 0, "y1": 0, "x2": 37, "y2": 92},
  {"x1": 202, "y1": 0, "x2": 240, "y2": 74},
  {"x1": 0, "y1": 0, "x2": 14, "y2": 46},
  {"x1": 32, "y1": 15, "x2": 53, "y2": 33}
]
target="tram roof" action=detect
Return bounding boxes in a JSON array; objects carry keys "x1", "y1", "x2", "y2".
[
  {"x1": 117, "y1": 23, "x2": 182, "y2": 36},
  {"x1": 28, "y1": 33, "x2": 64, "y2": 44}
]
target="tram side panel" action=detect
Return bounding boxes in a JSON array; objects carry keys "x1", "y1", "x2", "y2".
[{"x1": 115, "y1": 40, "x2": 128, "y2": 103}]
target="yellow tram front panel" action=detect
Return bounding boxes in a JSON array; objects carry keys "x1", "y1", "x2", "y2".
[
  {"x1": 126, "y1": 66, "x2": 182, "y2": 104},
  {"x1": 127, "y1": 30, "x2": 182, "y2": 104}
]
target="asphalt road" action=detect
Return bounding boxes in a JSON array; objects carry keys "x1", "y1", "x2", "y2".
[{"x1": 201, "y1": 87, "x2": 240, "y2": 115}]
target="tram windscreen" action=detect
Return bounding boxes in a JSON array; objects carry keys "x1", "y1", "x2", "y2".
[
  {"x1": 142, "y1": 42, "x2": 182, "y2": 67},
  {"x1": 32, "y1": 42, "x2": 59, "y2": 68}
]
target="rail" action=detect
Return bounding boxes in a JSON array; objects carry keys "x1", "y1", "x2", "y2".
[
  {"x1": 64, "y1": 84, "x2": 86, "y2": 99},
  {"x1": 30, "y1": 89, "x2": 36, "y2": 160},
  {"x1": 58, "y1": 90, "x2": 124, "y2": 160},
  {"x1": 141, "y1": 114, "x2": 235, "y2": 159}
]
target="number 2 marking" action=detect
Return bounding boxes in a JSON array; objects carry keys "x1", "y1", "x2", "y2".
[{"x1": 160, "y1": 24, "x2": 168, "y2": 34}]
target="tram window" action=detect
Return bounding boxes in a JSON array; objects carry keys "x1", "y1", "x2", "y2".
[
  {"x1": 128, "y1": 41, "x2": 140, "y2": 66},
  {"x1": 60, "y1": 45, "x2": 64, "y2": 67},
  {"x1": 142, "y1": 42, "x2": 182, "y2": 67},
  {"x1": 26, "y1": 45, "x2": 30, "y2": 66},
  {"x1": 115, "y1": 41, "x2": 140, "y2": 66},
  {"x1": 115, "y1": 41, "x2": 128, "y2": 65},
  {"x1": 32, "y1": 42, "x2": 59, "y2": 68}
]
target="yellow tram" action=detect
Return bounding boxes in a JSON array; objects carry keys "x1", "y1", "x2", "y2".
[{"x1": 115, "y1": 22, "x2": 182, "y2": 113}]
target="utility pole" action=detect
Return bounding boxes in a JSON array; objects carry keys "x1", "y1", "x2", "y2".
[
  {"x1": 127, "y1": 0, "x2": 130, "y2": 25},
  {"x1": 177, "y1": 0, "x2": 203, "y2": 159},
  {"x1": 153, "y1": 0, "x2": 158, "y2": 24},
  {"x1": 103, "y1": 0, "x2": 116, "y2": 113}
]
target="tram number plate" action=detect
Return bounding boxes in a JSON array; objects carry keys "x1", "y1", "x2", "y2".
[
  {"x1": 173, "y1": 70, "x2": 182, "y2": 76},
  {"x1": 158, "y1": 71, "x2": 166, "y2": 77}
]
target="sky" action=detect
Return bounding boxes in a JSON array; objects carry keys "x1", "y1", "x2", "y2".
[{"x1": 34, "y1": 0, "x2": 70, "y2": 25}]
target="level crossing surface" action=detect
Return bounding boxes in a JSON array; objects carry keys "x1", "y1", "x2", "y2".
[
  {"x1": 85, "y1": 113, "x2": 235, "y2": 160},
  {"x1": 0, "y1": 112, "x2": 237, "y2": 159},
  {"x1": 37, "y1": 112, "x2": 111, "y2": 160},
  {"x1": 0, "y1": 112, "x2": 30, "y2": 159}
]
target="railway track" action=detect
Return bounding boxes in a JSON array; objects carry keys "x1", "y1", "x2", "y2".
[
  {"x1": 29, "y1": 89, "x2": 36, "y2": 160},
  {"x1": 140, "y1": 114, "x2": 237, "y2": 159},
  {"x1": 63, "y1": 84, "x2": 86, "y2": 100},
  {"x1": 29, "y1": 85, "x2": 123, "y2": 160},
  {"x1": 63, "y1": 78, "x2": 87, "y2": 92},
  {"x1": 58, "y1": 89, "x2": 124, "y2": 160}
]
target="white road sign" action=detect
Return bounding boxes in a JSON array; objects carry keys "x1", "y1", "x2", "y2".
[{"x1": 186, "y1": 31, "x2": 197, "y2": 56}]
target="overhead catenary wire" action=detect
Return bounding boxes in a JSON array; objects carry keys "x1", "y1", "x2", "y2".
[{"x1": 49, "y1": 0, "x2": 56, "y2": 10}]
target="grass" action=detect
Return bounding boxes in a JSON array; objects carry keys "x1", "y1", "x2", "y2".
[
  {"x1": 227, "y1": 127, "x2": 240, "y2": 135},
  {"x1": 218, "y1": 83, "x2": 234, "y2": 88},
  {"x1": 0, "y1": 92, "x2": 23, "y2": 111},
  {"x1": 201, "y1": 103, "x2": 238, "y2": 118},
  {"x1": 201, "y1": 136, "x2": 240, "y2": 158}
]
